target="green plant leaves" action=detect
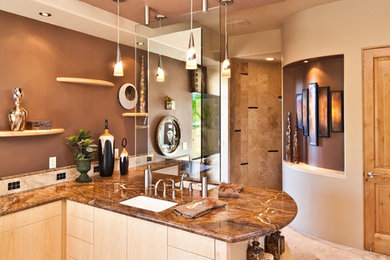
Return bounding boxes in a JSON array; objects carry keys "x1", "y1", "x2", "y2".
[{"x1": 67, "y1": 129, "x2": 97, "y2": 160}]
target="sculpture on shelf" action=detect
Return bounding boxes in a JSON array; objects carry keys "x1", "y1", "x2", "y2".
[
  {"x1": 293, "y1": 125, "x2": 299, "y2": 164},
  {"x1": 8, "y1": 88, "x2": 28, "y2": 131},
  {"x1": 139, "y1": 55, "x2": 147, "y2": 113},
  {"x1": 285, "y1": 112, "x2": 292, "y2": 162}
]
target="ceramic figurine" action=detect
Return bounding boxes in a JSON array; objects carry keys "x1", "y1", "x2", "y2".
[
  {"x1": 139, "y1": 55, "x2": 147, "y2": 113},
  {"x1": 293, "y1": 125, "x2": 299, "y2": 164},
  {"x1": 120, "y1": 138, "x2": 129, "y2": 176},
  {"x1": 247, "y1": 238, "x2": 265, "y2": 260},
  {"x1": 285, "y1": 112, "x2": 292, "y2": 162},
  {"x1": 98, "y1": 120, "x2": 115, "y2": 177},
  {"x1": 8, "y1": 88, "x2": 28, "y2": 131}
]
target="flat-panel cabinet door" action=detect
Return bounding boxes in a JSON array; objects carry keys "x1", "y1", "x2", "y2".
[
  {"x1": 127, "y1": 216, "x2": 167, "y2": 260},
  {"x1": 0, "y1": 225, "x2": 31, "y2": 260},
  {"x1": 93, "y1": 207, "x2": 127, "y2": 260}
]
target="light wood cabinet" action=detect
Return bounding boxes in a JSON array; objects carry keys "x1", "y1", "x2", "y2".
[
  {"x1": 0, "y1": 201, "x2": 63, "y2": 260},
  {"x1": 127, "y1": 216, "x2": 168, "y2": 260},
  {"x1": 93, "y1": 207, "x2": 127, "y2": 260}
]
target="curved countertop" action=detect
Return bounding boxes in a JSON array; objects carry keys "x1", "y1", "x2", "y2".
[{"x1": 0, "y1": 170, "x2": 297, "y2": 243}]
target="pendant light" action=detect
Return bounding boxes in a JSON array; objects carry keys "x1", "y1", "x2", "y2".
[
  {"x1": 186, "y1": 0, "x2": 197, "y2": 70},
  {"x1": 113, "y1": 0, "x2": 123, "y2": 77},
  {"x1": 220, "y1": 0, "x2": 232, "y2": 78},
  {"x1": 156, "y1": 14, "x2": 166, "y2": 82}
]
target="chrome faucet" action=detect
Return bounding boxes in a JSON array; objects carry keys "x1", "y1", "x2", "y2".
[
  {"x1": 179, "y1": 172, "x2": 189, "y2": 190},
  {"x1": 154, "y1": 179, "x2": 167, "y2": 197},
  {"x1": 168, "y1": 179, "x2": 176, "y2": 199}
]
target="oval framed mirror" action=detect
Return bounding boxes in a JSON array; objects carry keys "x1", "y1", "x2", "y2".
[
  {"x1": 118, "y1": 83, "x2": 138, "y2": 109},
  {"x1": 156, "y1": 116, "x2": 181, "y2": 156}
]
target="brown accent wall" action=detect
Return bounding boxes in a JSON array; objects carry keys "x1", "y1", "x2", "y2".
[
  {"x1": 283, "y1": 55, "x2": 344, "y2": 171},
  {"x1": 147, "y1": 53, "x2": 192, "y2": 158},
  {"x1": 0, "y1": 11, "x2": 137, "y2": 177},
  {"x1": 230, "y1": 59, "x2": 282, "y2": 190}
]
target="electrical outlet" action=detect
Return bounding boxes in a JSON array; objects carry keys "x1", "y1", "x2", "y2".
[
  {"x1": 56, "y1": 172, "x2": 66, "y2": 181},
  {"x1": 147, "y1": 156, "x2": 152, "y2": 162},
  {"x1": 115, "y1": 148, "x2": 119, "y2": 159},
  {"x1": 8, "y1": 181, "x2": 20, "y2": 191},
  {"x1": 94, "y1": 166, "x2": 100, "y2": 172},
  {"x1": 49, "y1": 157, "x2": 56, "y2": 169},
  {"x1": 182, "y1": 142, "x2": 188, "y2": 150}
]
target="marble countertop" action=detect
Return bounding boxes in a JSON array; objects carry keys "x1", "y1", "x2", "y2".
[{"x1": 0, "y1": 170, "x2": 297, "y2": 243}]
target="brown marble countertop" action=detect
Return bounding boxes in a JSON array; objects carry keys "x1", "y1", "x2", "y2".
[{"x1": 0, "y1": 170, "x2": 297, "y2": 243}]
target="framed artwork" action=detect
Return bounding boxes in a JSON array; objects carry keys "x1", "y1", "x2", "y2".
[
  {"x1": 318, "y1": 86, "x2": 330, "y2": 137},
  {"x1": 296, "y1": 94, "x2": 303, "y2": 130},
  {"x1": 302, "y1": 89, "x2": 309, "y2": 136},
  {"x1": 308, "y1": 82, "x2": 319, "y2": 146},
  {"x1": 331, "y1": 91, "x2": 344, "y2": 132}
]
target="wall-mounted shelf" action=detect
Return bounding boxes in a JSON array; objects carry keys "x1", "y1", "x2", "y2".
[
  {"x1": 136, "y1": 125, "x2": 149, "y2": 129},
  {"x1": 122, "y1": 112, "x2": 149, "y2": 117},
  {"x1": 0, "y1": 128, "x2": 65, "y2": 137},
  {"x1": 56, "y1": 77, "x2": 115, "y2": 87}
]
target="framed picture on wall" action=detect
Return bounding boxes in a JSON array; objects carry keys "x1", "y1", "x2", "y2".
[
  {"x1": 296, "y1": 94, "x2": 303, "y2": 130},
  {"x1": 302, "y1": 89, "x2": 309, "y2": 136},
  {"x1": 331, "y1": 91, "x2": 344, "y2": 132},
  {"x1": 308, "y1": 82, "x2": 319, "y2": 146},
  {"x1": 318, "y1": 86, "x2": 330, "y2": 137}
]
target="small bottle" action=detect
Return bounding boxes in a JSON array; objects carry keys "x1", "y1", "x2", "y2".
[
  {"x1": 144, "y1": 168, "x2": 150, "y2": 188},
  {"x1": 119, "y1": 138, "x2": 128, "y2": 175},
  {"x1": 147, "y1": 164, "x2": 152, "y2": 185},
  {"x1": 202, "y1": 175, "x2": 208, "y2": 198}
]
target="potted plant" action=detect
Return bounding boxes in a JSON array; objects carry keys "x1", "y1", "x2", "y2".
[{"x1": 67, "y1": 129, "x2": 97, "y2": 183}]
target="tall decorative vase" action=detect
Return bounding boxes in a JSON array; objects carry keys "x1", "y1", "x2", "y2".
[
  {"x1": 293, "y1": 125, "x2": 299, "y2": 164},
  {"x1": 8, "y1": 88, "x2": 28, "y2": 131},
  {"x1": 98, "y1": 120, "x2": 115, "y2": 177},
  {"x1": 139, "y1": 55, "x2": 146, "y2": 113},
  {"x1": 285, "y1": 112, "x2": 292, "y2": 162},
  {"x1": 75, "y1": 158, "x2": 92, "y2": 183},
  {"x1": 120, "y1": 138, "x2": 129, "y2": 176}
]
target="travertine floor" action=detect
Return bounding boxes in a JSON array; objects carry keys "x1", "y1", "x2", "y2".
[{"x1": 282, "y1": 227, "x2": 390, "y2": 260}]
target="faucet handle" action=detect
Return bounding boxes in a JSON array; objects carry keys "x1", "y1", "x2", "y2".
[
  {"x1": 168, "y1": 179, "x2": 176, "y2": 199},
  {"x1": 188, "y1": 182, "x2": 193, "y2": 192}
]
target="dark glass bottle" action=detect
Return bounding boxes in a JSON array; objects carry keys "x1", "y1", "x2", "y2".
[
  {"x1": 120, "y1": 138, "x2": 129, "y2": 175},
  {"x1": 98, "y1": 120, "x2": 114, "y2": 177}
]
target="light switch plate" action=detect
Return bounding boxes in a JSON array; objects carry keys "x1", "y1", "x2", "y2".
[
  {"x1": 182, "y1": 142, "x2": 188, "y2": 150},
  {"x1": 49, "y1": 157, "x2": 56, "y2": 169},
  {"x1": 115, "y1": 148, "x2": 119, "y2": 159}
]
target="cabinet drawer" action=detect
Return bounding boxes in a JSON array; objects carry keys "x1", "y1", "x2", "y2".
[
  {"x1": 168, "y1": 246, "x2": 212, "y2": 260},
  {"x1": 66, "y1": 201, "x2": 93, "y2": 222},
  {"x1": 0, "y1": 200, "x2": 62, "y2": 234},
  {"x1": 168, "y1": 228, "x2": 215, "y2": 259},
  {"x1": 67, "y1": 235, "x2": 93, "y2": 260},
  {"x1": 67, "y1": 215, "x2": 93, "y2": 243}
]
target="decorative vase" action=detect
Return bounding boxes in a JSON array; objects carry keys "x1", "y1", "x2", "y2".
[
  {"x1": 120, "y1": 138, "x2": 129, "y2": 176},
  {"x1": 75, "y1": 158, "x2": 92, "y2": 183},
  {"x1": 139, "y1": 55, "x2": 147, "y2": 113},
  {"x1": 285, "y1": 112, "x2": 292, "y2": 162},
  {"x1": 98, "y1": 120, "x2": 114, "y2": 177},
  {"x1": 8, "y1": 88, "x2": 28, "y2": 131}
]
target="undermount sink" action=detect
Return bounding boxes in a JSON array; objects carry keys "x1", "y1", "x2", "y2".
[
  {"x1": 175, "y1": 181, "x2": 217, "y2": 191},
  {"x1": 120, "y1": 196, "x2": 178, "y2": 213}
]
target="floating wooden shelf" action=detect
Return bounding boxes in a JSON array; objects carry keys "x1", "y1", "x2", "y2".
[
  {"x1": 0, "y1": 128, "x2": 65, "y2": 137},
  {"x1": 122, "y1": 112, "x2": 149, "y2": 117},
  {"x1": 56, "y1": 77, "x2": 115, "y2": 87},
  {"x1": 136, "y1": 125, "x2": 149, "y2": 129}
]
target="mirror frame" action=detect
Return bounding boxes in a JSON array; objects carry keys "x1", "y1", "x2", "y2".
[{"x1": 155, "y1": 115, "x2": 181, "y2": 157}]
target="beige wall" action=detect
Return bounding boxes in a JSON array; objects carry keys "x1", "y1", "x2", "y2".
[{"x1": 282, "y1": 0, "x2": 390, "y2": 249}]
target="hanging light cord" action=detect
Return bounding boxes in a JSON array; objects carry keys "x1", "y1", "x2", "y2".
[
  {"x1": 159, "y1": 18, "x2": 162, "y2": 61},
  {"x1": 190, "y1": 0, "x2": 193, "y2": 30},
  {"x1": 117, "y1": 0, "x2": 120, "y2": 50},
  {"x1": 225, "y1": 3, "x2": 228, "y2": 59}
]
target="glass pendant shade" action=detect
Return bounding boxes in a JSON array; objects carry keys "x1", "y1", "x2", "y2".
[
  {"x1": 156, "y1": 55, "x2": 165, "y2": 82},
  {"x1": 222, "y1": 58, "x2": 231, "y2": 78},
  {"x1": 114, "y1": 46, "x2": 124, "y2": 77},
  {"x1": 186, "y1": 32, "x2": 197, "y2": 70}
]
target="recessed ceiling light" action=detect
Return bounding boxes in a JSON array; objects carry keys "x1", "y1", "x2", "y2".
[
  {"x1": 39, "y1": 12, "x2": 51, "y2": 17},
  {"x1": 137, "y1": 42, "x2": 145, "y2": 46},
  {"x1": 304, "y1": 60, "x2": 309, "y2": 63},
  {"x1": 265, "y1": 57, "x2": 275, "y2": 61}
]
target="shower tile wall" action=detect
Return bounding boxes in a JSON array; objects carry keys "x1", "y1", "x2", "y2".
[{"x1": 230, "y1": 59, "x2": 282, "y2": 190}]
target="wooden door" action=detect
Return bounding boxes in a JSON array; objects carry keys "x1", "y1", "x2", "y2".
[{"x1": 363, "y1": 47, "x2": 390, "y2": 255}]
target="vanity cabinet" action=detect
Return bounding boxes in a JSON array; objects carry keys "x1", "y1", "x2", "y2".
[{"x1": 0, "y1": 201, "x2": 63, "y2": 260}]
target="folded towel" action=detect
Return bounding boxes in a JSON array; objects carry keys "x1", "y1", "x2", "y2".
[
  {"x1": 173, "y1": 198, "x2": 226, "y2": 219},
  {"x1": 218, "y1": 182, "x2": 244, "y2": 198}
]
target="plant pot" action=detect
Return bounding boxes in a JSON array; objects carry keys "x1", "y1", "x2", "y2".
[{"x1": 75, "y1": 158, "x2": 92, "y2": 183}]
